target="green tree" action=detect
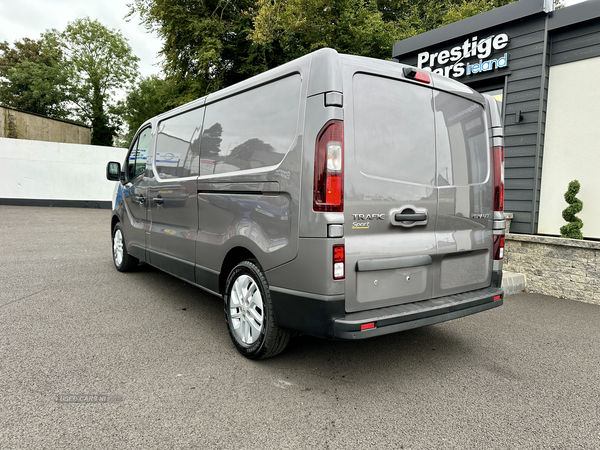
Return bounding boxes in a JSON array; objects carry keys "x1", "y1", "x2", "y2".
[
  {"x1": 129, "y1": 0, "x2": 277, "y2": 101},
  {"x1": 251, "y1": 1, "x2": 523, "y2": 55},
  {"x1": 122, "y1": 75, "x2": 180, "y2": 144},
  {"x1": 251, "y1": 0, "x2": 401, "y2": 60},
  {"x1": 372, "y1": 1, "x2": 517, "y2": 34},
  {"x1": 55, "y1": 17, "x2": 139, "y2": 146},
  {"x1": 0, "y1": 36, "x2": 69, "y2": 118}
]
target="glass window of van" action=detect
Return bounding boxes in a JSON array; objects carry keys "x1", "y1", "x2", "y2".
[
  {"x1": 127, "y1": 127, "x2": 151, "y2": 180},
  {"x1": 434, "y1": 92, "x2": 488, "y2": 186},
  {"x1": 353, "y1": 74, "x2": 436, "y2": 186},
  {"x1": 155, "y1": 108, "x2": 204, "y2": 179},
  {"x1": 200, "y1": 74, "x2": 301, "y2": 176}
]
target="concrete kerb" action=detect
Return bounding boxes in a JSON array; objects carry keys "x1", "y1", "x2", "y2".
[{"x1": 502, "y1": 270, "x2": 527, "y2": 295}]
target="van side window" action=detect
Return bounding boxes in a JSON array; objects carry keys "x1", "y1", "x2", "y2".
[
  {"x1": 200, "y1": 74, "x2": 301, "y2": 176},
  {"x1": 155, "y1": 108, "x2": 204, "y2": 179},
  {"x1": 434, "y1": 92, "x2": 488, "y2": 186},
  {"x1": 353, "y1": 74, "x2": 436, "y2": 186},
  {"x1": 126, "y1": 127, "x2": 151, "y2": 180}
]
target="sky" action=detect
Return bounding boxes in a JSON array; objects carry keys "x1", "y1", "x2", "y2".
[
  {"x1": 0, "y1": 0, "x2": 163, "y2": 78},
  {"x1": 0, "y1": 0, "x2": 591, "y2": 81}
]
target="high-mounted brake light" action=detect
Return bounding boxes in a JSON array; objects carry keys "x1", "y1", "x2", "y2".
[
  {"x1": 403, "y1": 67, "x2": 431, "y2": 84},
  {"x1": 314, "y1": 121, "x2": 344, "y2": 212},
  {"x1": 333, "y1": 244, "x2": 345, "y2": 280},
  {"x1": 493, "y1": 146, "x2": 504, "y2": 211}
]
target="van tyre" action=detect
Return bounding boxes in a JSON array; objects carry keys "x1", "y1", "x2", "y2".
[
  {"x1": 112, "y1": 222, "x2": 138, "y2": 272},
  {"x1": 225, "y1": 260, "x2": 291, "y2": 359}
]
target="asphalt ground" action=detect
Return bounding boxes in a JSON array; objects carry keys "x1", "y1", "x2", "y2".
[{"x1": 1, "y1": 205, "x2": 599, "y2": 449}]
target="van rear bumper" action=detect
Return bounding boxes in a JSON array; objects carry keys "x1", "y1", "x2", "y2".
[{"x1": 270, "y1": 285, "x2": 503, "y2": 340}]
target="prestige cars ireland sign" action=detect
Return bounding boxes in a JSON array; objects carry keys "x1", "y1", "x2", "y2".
[{"x1": 416, "y1": 33, "x2": 509, "y2": 79}]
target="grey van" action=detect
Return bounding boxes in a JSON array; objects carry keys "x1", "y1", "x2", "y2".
[{"x1": 106, "y1": 48, "x2": 505, "y2": 359}]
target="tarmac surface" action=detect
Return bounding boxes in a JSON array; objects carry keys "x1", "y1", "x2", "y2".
[{"x1": 1, "y1": 205, "x2": 599, "y2": 449}]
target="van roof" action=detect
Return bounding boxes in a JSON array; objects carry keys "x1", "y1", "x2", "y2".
[{"x1": 141, "y1": 47, "x2": 485, "y2": 130}]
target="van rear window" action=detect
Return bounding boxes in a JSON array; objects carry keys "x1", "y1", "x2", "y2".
[
  {"x1": 353, "y1": 74, "x2": 488, "y2": 187},
  {"x1": 353, "y1": 74, "x2": 436, "y2": 186},
  {"x1": 434, "y1": 92, "x2": 488, "y2": 186}
]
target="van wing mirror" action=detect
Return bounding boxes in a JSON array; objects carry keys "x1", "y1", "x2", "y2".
[{"x1": 106, "y1": 161, "x2": 122, "y2": 181}]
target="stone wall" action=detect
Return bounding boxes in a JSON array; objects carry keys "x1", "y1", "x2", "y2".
[
  {"x1": 505, "y1": 234, "x2": 600, "y2": 305},
  {"x1": 0, "y1": 106, "x2": 91, "y2": 144}
]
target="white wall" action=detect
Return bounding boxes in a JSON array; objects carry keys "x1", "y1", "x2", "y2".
[
  {"x1": 538, "y1": 57, "x2": 600, "y2": 239},
  {"x1": 0, "y1": 137, "x2": 127, "y2": 202}
]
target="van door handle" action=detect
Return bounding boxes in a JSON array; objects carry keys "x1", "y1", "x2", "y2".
[
  {"x1": 152, "y1": 196, "x2": 164, "y2": 205},
  {"x1": 395, "y1": 212, "x2": 427, "y2": 222},
  {"x1": 135, "y1": 195, "x2": 146, "y2": 203}
]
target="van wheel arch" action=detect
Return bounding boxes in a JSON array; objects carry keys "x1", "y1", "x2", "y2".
[
  {"x1": 111, "y1": 215, "x2": 120, "y2": 236},
  {"x1": 220, "y1": 247, "x2": 256, "y2": 295}
]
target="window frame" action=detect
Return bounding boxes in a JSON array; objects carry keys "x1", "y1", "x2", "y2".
[{"x1": 125, "y1": 125, "x2": 152, "y2": 183}]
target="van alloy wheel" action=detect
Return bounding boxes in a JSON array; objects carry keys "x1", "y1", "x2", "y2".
[
  {"x1": 225, "y1": 260, "x2": 291, "y2": 359},
  {"x1": 113, "y1": 228, "x2": 124, "y2": 267},
  {"x1": 111, "y1": 222, "x2": 139, "y2": 272},
  {"x1": 229, "y1": 274, "x2": 264, "y2": 346}
]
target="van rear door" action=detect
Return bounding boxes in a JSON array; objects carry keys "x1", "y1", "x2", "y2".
[
  {"x1": 343, "y1": 64, "x2": 493, "y2": 313},
  {"x1": 432, "y1": 90, "x2": 493, "y2": 298},
  {"x1": 343, "y1": 72, "x2": 439, "y2": 313}
]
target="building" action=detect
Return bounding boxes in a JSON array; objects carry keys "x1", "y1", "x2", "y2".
[{"x1": 392, "y1": 0, "x2": 600, "y2": 239}]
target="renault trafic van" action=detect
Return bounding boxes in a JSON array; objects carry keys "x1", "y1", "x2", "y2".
[{"x1": 106, "y1": 48, "x2": 505, "y2": 359}]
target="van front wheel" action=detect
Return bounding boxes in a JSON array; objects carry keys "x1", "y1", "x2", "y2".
[
  {"x1": 112, "y1": 222, "x2": 139, "y2": 272},
  {"x1": 224, "y1": 260, "x2": 291, "y2": 359}
]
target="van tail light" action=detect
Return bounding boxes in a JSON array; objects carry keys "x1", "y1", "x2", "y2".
[
  {"x1": 314, "y1": 120, "x2": 344, "y2": 212},
  {"x1": 493, "y1": 235, "x2": 505, "y2": 260},
  {"x1": 333, "y1": 244, "x2": 345, "y2": 280},
  {"x1": 493, "y1": 146, "x2": 504, "y2": 211}
]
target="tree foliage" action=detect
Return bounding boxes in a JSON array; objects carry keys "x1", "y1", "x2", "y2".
[
  {"x1": 251, "y1": 0, "x2": 401, "y2": 60},
  {"x1": 122, "y1": 75, "x2": 181, "y2": 144},
  {"x1": 54, "y1": 17, "x2": 140, "y2": 146},
  {"x1": 372, "y1": 0, "x2": 518, "y2": 34},
  {"x1": 0, "y1": 36, "x2": 69, "y2": 118},
  {"x1": 128, "y1": 0, "x2": 278, "y2": 100}
]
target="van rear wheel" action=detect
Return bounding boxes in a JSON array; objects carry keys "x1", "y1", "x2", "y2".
[
  {"x1": 224, "y1": 260, "x2": 291, "y2": 359},
  {"x1": 112, "y1": 222, "x2": 139, "y2": 272}
]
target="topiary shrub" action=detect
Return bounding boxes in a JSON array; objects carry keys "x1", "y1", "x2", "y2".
[{"x1": 560, "y1": 180, "x2": 584, "y2": 239}]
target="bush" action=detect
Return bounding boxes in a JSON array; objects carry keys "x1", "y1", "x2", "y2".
[{"x1": 560, "y1": 180, "x2": 584, "y2": 239}]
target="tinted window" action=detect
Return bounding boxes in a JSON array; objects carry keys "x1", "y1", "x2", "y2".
[
  {"x1": 155, "y1": 108, "x2": 204, "y2": 179},
  {"x1": 353, "y1": 74, "x2": 435, "y2": 186},
  {"x1": 127, "y1": 127, "x2": 151, "y2": 180},
  {"x1": 434, "y1": 92, "x2": 488, "y2": 186},
  {"x1": 200, "y1": 74, "x2": 301, "y2": 176}
]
